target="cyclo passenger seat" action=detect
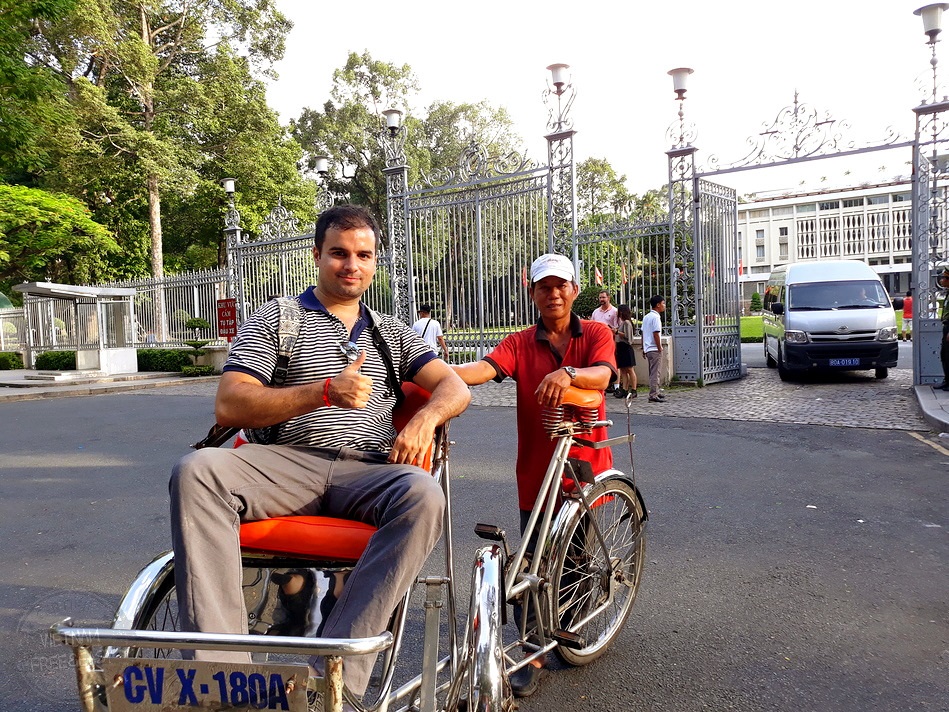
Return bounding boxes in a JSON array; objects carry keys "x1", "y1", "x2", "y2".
[{"x1": 237, "y1": 383, "x2": 434, "y2": 563}]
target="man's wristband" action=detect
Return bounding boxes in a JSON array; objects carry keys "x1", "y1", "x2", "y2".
[{"x1": 322, "y1": 378, "x2": 332, "y2": 407}]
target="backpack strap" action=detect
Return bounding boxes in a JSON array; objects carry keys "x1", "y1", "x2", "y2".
[
  {"x1": 261, "y1": 297, "x2": 302, "y2": 444},
  {"x1": 420, "y1": 318, "x2": 432, "y2": 339},
  {"x1": 366, "y1": 307, "x2": 405, "y2": 408}
]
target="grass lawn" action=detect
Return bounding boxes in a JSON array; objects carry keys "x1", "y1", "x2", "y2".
[{"x1": 740, "y1": 316, "x2": 763, "y2": 342}]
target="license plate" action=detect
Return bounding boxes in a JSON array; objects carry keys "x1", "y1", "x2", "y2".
[
  {"x1": 102, "y1": 659, "x2": 310, "y2": 711},
  {"x1": 828, "y1": 358, "x2": 861, "y2": 367}
]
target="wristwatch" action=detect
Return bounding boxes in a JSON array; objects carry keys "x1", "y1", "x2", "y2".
[{"x1": 562, "y1": 366, "x2": 577, "y2": 381}]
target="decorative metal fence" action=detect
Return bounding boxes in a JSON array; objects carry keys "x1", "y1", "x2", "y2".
[
  {"x1": 105, "y1": 268, "x2": 227, "y2": 347},
  {"x1": 575, "y1": 218, "x2": 672, "y2": 329},
  {"x1": 404, "y1": 166, "x2": 551, "y2": 355},
  {"x1": 0, "y1": 308, "x2": 26, "y2": 352}
]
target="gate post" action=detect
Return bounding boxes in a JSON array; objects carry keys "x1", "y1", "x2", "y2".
[
  {"x1": 667, "y1": 143, "x2": 702, "y2": 383},
  {"x1": 380, "y1": 110, "x2": 411, "y2": 323},
  {"x1": 911, "y1": 100, "x2": 949, "y2": 385},
  {"x1": 544, "y1": 65, "x2": 578, "y2": 263}
]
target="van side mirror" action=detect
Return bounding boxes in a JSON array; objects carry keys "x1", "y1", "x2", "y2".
[{"x1": 771, "y1": 302, "x2": 785, "y2": 315}]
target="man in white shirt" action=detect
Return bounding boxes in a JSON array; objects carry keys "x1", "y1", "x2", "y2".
[
  {"x1": 412, "y1": 304, "x2": 450, "y2": 360},
  {"x1": 641, "y1": 295, "x2": 666, "y2": 402}
]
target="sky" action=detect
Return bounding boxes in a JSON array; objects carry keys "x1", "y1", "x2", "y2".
[{"x1": 264, "y1": 0, "x2": 939, "y2": 198}]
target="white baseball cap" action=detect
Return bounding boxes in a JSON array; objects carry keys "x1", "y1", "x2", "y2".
[{"x1": 530, "y1": 253, "x2": 576, "y2": 284}]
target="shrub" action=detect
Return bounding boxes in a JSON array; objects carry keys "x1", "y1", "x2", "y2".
[
  {"x1": 137, "y1": 348, "x2": 194, "y2": 372},
  {"x1": 185, "y1": 317, "x2": 212, "y2": 333},
  {"x1": 574, "y1": 285, "x2": 603, "y2": 319},
  {"x1": 181, "y1": 365, "x2": 215, "y2": 377},
  {"x1": 750, "y1": 291, "x2": 762, "y2": 312},
  {"x1": 0, "y1": 352, "x2": 23, "y2": 369},
  {"x1": 35, "y1": 351, "x2": 76, "y2": 370}
]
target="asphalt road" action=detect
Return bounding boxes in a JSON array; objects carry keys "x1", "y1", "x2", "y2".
[{"x1": 0, "y1": 388, "x2": 945, "y2": 711}]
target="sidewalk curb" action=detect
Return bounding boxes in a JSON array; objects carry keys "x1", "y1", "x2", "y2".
[
  {"x1": 913, "y1": 385, "x2": 949, "y2": 433},
  {"x1": 0, "y1": 375, "x2": 219, "y2": 403}
]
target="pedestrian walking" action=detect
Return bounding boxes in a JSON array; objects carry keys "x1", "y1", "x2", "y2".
[
  {"x1": 614, "y1": 304, "x2": 638, "y2": 398},
  {"x1": 412, "y1": 304, "x2": 450, "y2": 360}
]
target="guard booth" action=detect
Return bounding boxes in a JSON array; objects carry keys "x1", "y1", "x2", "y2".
[{"x1": 14, "y1": 282, "x2": 138, "y2": 374}]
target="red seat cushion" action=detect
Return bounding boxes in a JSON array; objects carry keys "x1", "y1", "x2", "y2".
[
  {"x1": 235, "y1": 383, "x2": 433, "y2": 561},
  {"x1": 239, "y1": 516, "x2": 376, "y2": 562}
]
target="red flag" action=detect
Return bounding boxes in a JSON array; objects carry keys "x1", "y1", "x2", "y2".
[
  {"x1": 521, "y1": 265, "x2": 529, "y2": 287},
  {"x1": 621, "y1": 262, "x2": 628, "y2": 285},
  {"x1": 738, "y1": 259, "x2": 743, "y2": 276},
  {"x1": 595, "y1": 266, "x2": 604, "y2": 286},
  {"x1": 710, "y1": 261, "x2": 715, "y2": 279}
]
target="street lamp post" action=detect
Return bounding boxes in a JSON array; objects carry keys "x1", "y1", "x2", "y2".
[
  {"x1": 912, "y1": 5, "x2": 949, "y2": 386},
  {"x1": 313, "y1": 155, "x2": 333, "y2": 213},
  {"x1": 220, "y1": 177, "x2": 245, "y2": 320},
  {"x1": 377, "y1": 108, "x2": 411, "y2": 323},
  {"x1": 543, "y1": 63, "x2": 578, "y2": 259}
]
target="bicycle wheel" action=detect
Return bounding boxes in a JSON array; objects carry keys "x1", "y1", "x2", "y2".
[
  {"x1": 460, "y1": 544, "x2": 513, "y2": 711},
  {"x1": 127, "y1": 560, "x2": 182, "y2": 659},
  {"x1": 544, "y1": 477, "x2": 645, "y2": 666}
]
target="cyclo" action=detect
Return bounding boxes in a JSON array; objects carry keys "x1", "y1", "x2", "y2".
[{"x1": 53, "y1": 385, "x2": 647, "y2": 712}]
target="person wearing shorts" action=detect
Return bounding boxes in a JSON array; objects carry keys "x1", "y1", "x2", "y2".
[{"x1": 614, "y1": 304, "x2": 638, "y2": 398}]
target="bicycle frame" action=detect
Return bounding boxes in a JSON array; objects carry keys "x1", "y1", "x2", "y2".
[{"x1": 52, "y1": 399, "x2": 645, "y2": 712}]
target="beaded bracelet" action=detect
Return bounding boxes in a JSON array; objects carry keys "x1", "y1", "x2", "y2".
[{"x1": 322, "y1": 378, "x2": 332, "y2": 407}]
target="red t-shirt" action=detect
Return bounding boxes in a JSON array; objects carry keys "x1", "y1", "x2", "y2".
[
  {"x1": 902, "y1": 295, "x2": 913, "y2": 319},
  {"x1": 483, "y1": 315, "x2": 618, "y2": 510}
]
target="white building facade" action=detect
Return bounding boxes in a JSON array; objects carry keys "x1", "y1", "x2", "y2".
[{"x1": 737, "y1": 181, "x2": 915, "y2": 306}]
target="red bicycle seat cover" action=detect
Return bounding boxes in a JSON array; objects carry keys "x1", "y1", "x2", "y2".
[{"x1": 240, "y1": 516, "x2": 376, "y2": 562}]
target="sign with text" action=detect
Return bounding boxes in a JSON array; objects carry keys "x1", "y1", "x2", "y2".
[{"x1": 217, "y1": 298, "x2": 238, "y2": 340}]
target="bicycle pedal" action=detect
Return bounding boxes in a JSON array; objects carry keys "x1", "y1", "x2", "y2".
[
  {"x1": 474, "y1": 523, "x2": 506, "y2": 541},
  {"x1": 552, "y1": 629, "x2": 587, "y2": 650}
]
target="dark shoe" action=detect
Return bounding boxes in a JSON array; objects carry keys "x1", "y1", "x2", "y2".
[
  {"x1": 613, "y1": 388, "x2": 627, "y2": 398},
  {"x1": 510, "y1": 662, "x2": 547, "y2": 698},
  {"x1": 629, "y1": 389, "x2": 638, "y2": 398},
  {"x1": 510, "y1": 663, "x2": 547, "y2": 697},
  {"x1": 648, "y1": 395, "x2": 666, "y2": 403}
]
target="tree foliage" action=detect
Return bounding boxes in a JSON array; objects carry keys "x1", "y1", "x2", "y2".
[
  {"x1": 10, "y1": 0, "x2": 295, "y2": 278},
  {"x1": 291, "y1": 51, "x2": 522, "y2": 244},
  {"x1": 0, "y1": 183, "x2": 118, "y2": 300}
]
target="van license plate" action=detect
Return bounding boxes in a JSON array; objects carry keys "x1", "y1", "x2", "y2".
[
  {"x1": 829, "y1": 358, "x2": 860, "y2": 367},
  {"x1": 102, "y1": 659, "x2": 309, "y2": 711}
]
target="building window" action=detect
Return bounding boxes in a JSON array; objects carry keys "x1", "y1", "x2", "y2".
[
  {"x1": 779, "y1": 227, "x2": 788, "y2": 237},
  {"x1": 892, "y1": 193, "x2": 910, "y2": 202},
  {"x1": 819, "y1": 200, "x2": 840, "y2": 210},
  {"x1": 867, "y1": 195, "x2": 888, "y2": 205},
  {"x1": 755, "y1": 229, "x2": 764, "y2": 240},
  {"x1": 842, "y1": 198, "x2": 865, "y2": 208},
  {"x1": 756, "y1": 244, "x2": 765, "y2": 260},
  {"x1": 796, "y1": 204, "x2": 816, "y2": 213}
]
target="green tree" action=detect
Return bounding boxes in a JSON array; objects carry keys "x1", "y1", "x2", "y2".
[
  {"x1": 291, "y1": 51, "x2": 420, "y2": 232},
  {"x1": 0, "y1": 183, "x2": 118, "y2": 300},
  {"x1": 577, "y1": 158, "x2": 633, "y2": 226},
  {"x1": 23, "y1": 0, "x2": 291, "y2": 278},
  {"x1": 0, "y1": 0, "x2": 80, "y2": 183},
  {"x1": 750, "y1": 291, "x2": 762, "y2": 312}
]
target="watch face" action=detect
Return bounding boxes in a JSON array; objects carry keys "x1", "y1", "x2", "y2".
[{"x1": 564, "y1": 366, "x2": 577, "y2": 379}]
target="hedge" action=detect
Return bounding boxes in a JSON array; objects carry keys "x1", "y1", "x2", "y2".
[
  {"x1": 35, "y1": 351, "x2": 77, "y2": 370},
  {"x1": 137, "y1": 348, "x2": 194, "y2": 372},
  {"x1": 0, "y1": 352, "x2": 23, "y2": 370}
]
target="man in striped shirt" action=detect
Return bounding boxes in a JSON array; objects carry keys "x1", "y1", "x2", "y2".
[{"x1": 169, "y1": 204, "x2": 470, "y2": 700}]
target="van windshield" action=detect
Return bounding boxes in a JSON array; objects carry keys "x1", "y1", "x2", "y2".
[{"x1": 787, "y1": 280, "x2": 890, "y2": 311}]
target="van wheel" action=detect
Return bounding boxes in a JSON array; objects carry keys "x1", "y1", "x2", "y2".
[
  {"x1": 764, "y1": 339, "x2": 776, "y2": 368},
  {"x1": 875, "y1": 367, "x2": 888, "y2": 379},
  {"x1": 777, "y1": 346, "x2": 791, "y2": 382}
]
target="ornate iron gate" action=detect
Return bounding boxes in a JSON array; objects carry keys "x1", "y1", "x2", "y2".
[
  {"x1": 911, "y1": 101, "x2": 949, "y2": 386},
  {"x1": 381, "y1": 100, "x2": 578, "y2": 357},
  {"x1": 667, "y1": 144, "x2": 742, "y2": 384}
]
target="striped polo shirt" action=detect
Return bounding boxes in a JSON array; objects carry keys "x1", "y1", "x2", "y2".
[{"x1": 223, "y1": 288, "x2": 435, "y2": 451}]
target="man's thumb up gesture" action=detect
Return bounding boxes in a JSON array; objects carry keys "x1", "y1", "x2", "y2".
[{"x1": 326, "y1": 350, "x2": 373, "y2": 408}]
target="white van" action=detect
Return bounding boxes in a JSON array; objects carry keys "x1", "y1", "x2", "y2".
[{"x1": 762, "y1": 260, "x2": 899, "y2": 380}]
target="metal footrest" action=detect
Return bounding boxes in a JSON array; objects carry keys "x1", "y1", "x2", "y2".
[{"x1": 551, "y1": 629, "x2": 587, "y2": 650}]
